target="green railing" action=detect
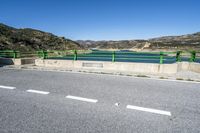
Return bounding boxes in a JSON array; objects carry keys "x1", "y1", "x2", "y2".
[{"x1": 0, "y1": 50, "x2": 200, "y2": 64}]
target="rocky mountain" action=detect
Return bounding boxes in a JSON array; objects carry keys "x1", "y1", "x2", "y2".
[
  {"x1": 77, "y1": 32, "x2": 200, "y2": 51},
  {"x1": 0, "y1": 23, "x2": 82, "y2": 51}
]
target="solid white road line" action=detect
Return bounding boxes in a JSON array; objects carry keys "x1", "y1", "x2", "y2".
[
  {"x1": 26, "y1": 89, "x2": 49, "y2": 95},
  {"x1": 0, "y1": 85, "x2": 16, "y2": 90},
  {"x1": 66, "y1": 95, "x2": 98, "y2": 103},
  {"x1": 126, "y1": 105, "x2": 171, "y2": 116}
]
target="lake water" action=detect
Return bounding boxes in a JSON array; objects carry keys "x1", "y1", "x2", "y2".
[{"x1": 49, "y1": 50, "x2": 200, "y2": 64}]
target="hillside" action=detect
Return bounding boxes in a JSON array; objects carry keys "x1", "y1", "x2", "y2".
[
  {"x1": 0, "y1": 23, "x2": 82, "y2": 51},
  {"x1": 1, "y1": 23, "x2": 200, "y2": 52},
  {"x1": 77, "y1": 32, "x2": 200, "y2": 51}
]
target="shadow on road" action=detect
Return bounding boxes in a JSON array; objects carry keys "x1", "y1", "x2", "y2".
[{"x1": 0, "y1": 58, "x2": 14, "y2": 67}]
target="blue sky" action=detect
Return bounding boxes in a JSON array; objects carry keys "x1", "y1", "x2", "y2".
[{"x1": 0, "y1": 0, "x2": 200, "y2": 40}]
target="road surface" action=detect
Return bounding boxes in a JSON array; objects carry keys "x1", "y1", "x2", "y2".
[{"x1": 0, "y1": 68, "x2": 200, "y2": 133}]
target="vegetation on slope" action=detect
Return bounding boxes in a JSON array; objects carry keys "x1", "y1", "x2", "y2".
[
  {"x1": 0, "y1": 23, "x2": 82, "y2": 51},
  {"x1": 1, "y1": 23, "x2": 199, "y2": 52}
]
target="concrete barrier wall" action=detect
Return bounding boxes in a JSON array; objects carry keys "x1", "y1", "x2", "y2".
[
  {"x1": 0, "y1": 58, "x2": 35, "y2": 65},
  {"x1": 2, "y1": 58, "x2": 199, "y2": 74},
  {"x1": 177, "y1": 62, "x2": 189, "y2": 71},
  {"x1": 35, "y1": 59, "x2": 75, "y2": 68},
  {"x1": 189, "y1": 63, "x2": 200, "y2": 73},
  {"x1": 35, "y1": 59, "x2": 179, "y2": 74},
  {"x1": 176, "y1": 62, "x2": 200, "y2": 73},
  {"x1": 159, "y1": 63, "x2": 178, "y2": 74}
]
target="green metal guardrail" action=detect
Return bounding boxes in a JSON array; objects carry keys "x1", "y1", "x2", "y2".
[
  {"x1": 70, "y1": 51, "x2": 177, "y2": 64},
  {"x1": 190, "y1": 51, "x2": 196, "y2": 62},
  {"x1": 68, "y1": 50, "x2": 199, "y2": 64},
  {"x1": 0, "y1": 50, "x2": 45, "y2": 59},
  {"x1": 0, "y1": 50, "x2": 200, "y2": 64}
]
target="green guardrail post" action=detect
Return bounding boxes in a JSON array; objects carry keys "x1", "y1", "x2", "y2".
[
  {"x1": 176, "y1": 51, "x2": 181, "y2": 62},
  {"x1": 74, "y1": 50, "x2": 77, "y2": 61},
  {"x1": 17, "y1": 51, "x2": 20, "y2": 58},
  {"x1": 13, "y1": 50, "x2": 17, "y2": 59},
  {"x1": 159, "y1": 52, "x2": 163, "y2": 64},
  {"x1": 45, "y1": 50, "x2": 48, "y2": 59},
  {"x1": 112, "y1": 51, "x2": 115, "y2": 62},
  {"x1": 190, "y1": 51, "x2": 196, "y2": 62},
  {"x1": 42, "y1": 50, "x2": 45, "y2": 59},
  {"x1": 42, "y1": 50, "x2": 48, "y2": 59},
  {"x1": 37, "y1": 51, "x2": 42, "y2": 58}
]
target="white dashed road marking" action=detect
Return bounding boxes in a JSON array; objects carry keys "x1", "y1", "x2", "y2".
[
  {"x1": 0, "y1": 85, "x2": 16, "y2": 90},
  {"x1": 126, "y1": 105, "x2": 171, "y2": 116},
  {"x1": 26, "y1": 89, "x2": 50, "y2": 95},
  {"x1": 66, "y1": 95, "x2": 98, "y2": 103},
  {"x1": 0, "y1": 84, "x2": 172, "y2": 116}
]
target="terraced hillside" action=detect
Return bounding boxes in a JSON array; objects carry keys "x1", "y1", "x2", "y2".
[{"x1": 77, "y1": 32, "x2": 200, "y2": 51}]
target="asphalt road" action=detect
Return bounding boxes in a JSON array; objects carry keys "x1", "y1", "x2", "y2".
[{"x1": 0, "y1": 68, "x2": 200, "y2": 133}]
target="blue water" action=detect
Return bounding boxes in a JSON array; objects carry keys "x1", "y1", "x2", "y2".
[{"x1": 48, "y1": 50, "x2": 200, "y2": 64}]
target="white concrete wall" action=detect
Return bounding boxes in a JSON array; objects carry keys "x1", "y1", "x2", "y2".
[
  {"x1": 0, "y1": 58, "x2": 35, "y2": 65},
  {"x1": 177, "y1": 62, "x2": 189, "y2": 71},
  {"x1": 35, "y1": 59, "x2": 179, "y2": 74},
  {"x1": 2, "y1": 58, "x2": 199, "y2": 74},
  {"x1": 189, "y1": 63, "x2": 200, "y2": 73},
  {"x1": 159, "y1": 64, "x2": 178, "y2": 74}
]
